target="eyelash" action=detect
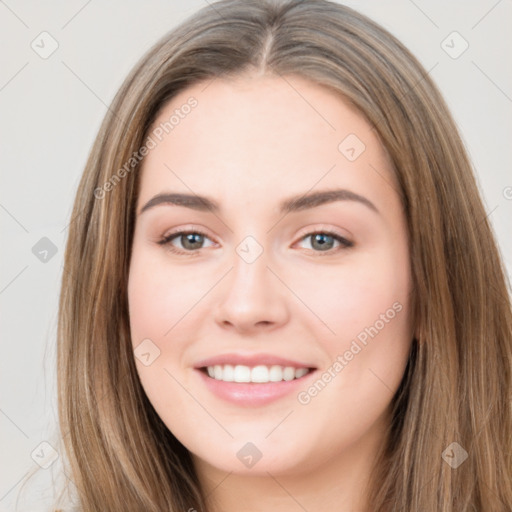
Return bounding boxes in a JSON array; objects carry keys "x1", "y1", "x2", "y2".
[{"x1": 157, "y1": 227, "x2": 354, "y2": 257}]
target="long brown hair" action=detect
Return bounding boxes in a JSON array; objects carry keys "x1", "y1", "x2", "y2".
[{"x1": 26, "y1": 0, "x2": 512, "y2": 510}]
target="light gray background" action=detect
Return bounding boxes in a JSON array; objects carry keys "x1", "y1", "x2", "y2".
[{"x1": 1, "y1": 1, "x2": 511, "y2": 510}]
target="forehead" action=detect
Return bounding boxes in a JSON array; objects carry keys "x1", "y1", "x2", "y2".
[{"x1": 137, "y1": 74, "x2": 397, "y2": 214}]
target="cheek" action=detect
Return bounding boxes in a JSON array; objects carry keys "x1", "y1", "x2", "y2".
[
  {"x1": 305, "y1": 243, "x2": 411, "y2": 390},
  {"x1": 127, "y1": 252, "x2": 200, "y2": 422},
  {"x1": 127, "y1": 248, "x2": 204, "y2": 345},
  {"x1": 297, "y1": 248, "x2": 411, "y2": 345},
  {"x1": 296, "y1": 240, "x2": 413, "y2": 397}
]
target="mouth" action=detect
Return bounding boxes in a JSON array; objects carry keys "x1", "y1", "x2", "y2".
[
  {"x1": 199, "y1": 364, "x2": 315, "y2": 383},
  {"x1": 193, "y1": 357, "x2": 318, "y2": 406}
]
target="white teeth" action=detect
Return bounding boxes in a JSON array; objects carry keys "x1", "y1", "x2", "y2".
[
  {"x1": 295, "y1": 368, "x2": 309, "y2": 378},
  {"x1": 204, "y1": 364, "x2": 311, "y2": 383},
  {"x1": 251, "y1": 365, "x2": 269, "y2": 383},
  {"x1": 283, "y1": 367, "x2": 295, "y2": 381},
  {"x1": 222, "y1": 364, "x2": 234, "y2": 382},
  {"x1": 269, "y1": 365, "x2": 283, "y2": 382},
  {"x1": 234, "y1": 365, "x2": 251, "y2": 382}
]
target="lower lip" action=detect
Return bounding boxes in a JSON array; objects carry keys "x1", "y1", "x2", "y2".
[{"x1": 195, "y1": 368, "x2": 316, "y2": 407}]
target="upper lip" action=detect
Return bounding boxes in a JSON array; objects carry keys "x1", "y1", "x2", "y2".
[{"x1": 194, "y1": 353, "x2": 316, "y2": 369}]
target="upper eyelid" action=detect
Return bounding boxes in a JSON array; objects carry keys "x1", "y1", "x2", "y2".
[
  {"x1": 160, "y1": 226, "x2": 214, "y2": 242},
  {"x1": 294, "y1": 223, "x2": 352, "y2": 240}
]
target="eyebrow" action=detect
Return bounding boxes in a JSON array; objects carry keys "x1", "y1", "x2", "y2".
[{"x1": 138, "y1": 188, "x2": 379, "y2": 216}]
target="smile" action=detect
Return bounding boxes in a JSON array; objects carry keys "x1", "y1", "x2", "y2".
[
  {"x1": 195, "y1": 365, "x2": 317, "y2": 406},
  {"x1": 203, "y1": 364, "x2": 311, "y2": 383}
]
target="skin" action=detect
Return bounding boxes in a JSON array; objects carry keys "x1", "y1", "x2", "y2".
[{"x1": 128, "y1": 73, "x2": 414, "y2": 512}]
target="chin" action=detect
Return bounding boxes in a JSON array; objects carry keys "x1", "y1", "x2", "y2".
[{"x1": 188, "y1": 434, "x2": 318, "y2": 477}]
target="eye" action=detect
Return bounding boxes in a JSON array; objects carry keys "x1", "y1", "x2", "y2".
[
  {"x1": 158, "y1": 228, "x2": 216, "y2": 256},
  {"x1": 296, "y1": 230, "x2": 353, "y2": 255}
]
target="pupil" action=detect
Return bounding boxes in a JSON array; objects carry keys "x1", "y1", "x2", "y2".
[
  {"x1": 313, "y1": 233, "x2": 333, "y2": 251},
  {"x1": 183, "y1": 233, "x2": 203, "y2": 249}
]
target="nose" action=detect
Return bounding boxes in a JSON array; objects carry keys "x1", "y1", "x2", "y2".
[{"x1": 213, "y1": 246, "x2": 290, "y2": 334}]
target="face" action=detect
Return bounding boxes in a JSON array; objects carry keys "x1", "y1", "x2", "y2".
[{"x1": 128, "y1": 74, "x2": 414, "y2": 479}]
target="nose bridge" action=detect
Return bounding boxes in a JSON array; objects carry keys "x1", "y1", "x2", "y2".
[
  {"x1": 229, "y1": 233, "x2": 273, "y2": 300},
  {"x1": 226, "y1": 209, "x2": 272, "y2": 284},
  {"x1": 213, "y1": 230, "x2": 289, "y2": 330}
]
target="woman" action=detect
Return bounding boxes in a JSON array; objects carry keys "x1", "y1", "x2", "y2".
[{"x1": 49, "y1": 0, "x2": 512, "y2": 510}]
